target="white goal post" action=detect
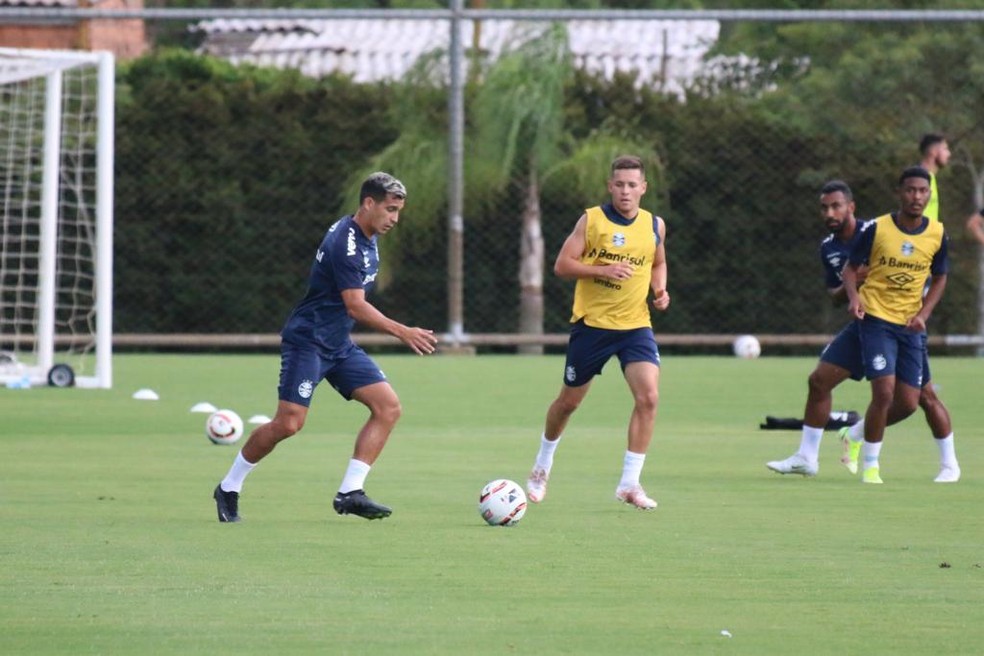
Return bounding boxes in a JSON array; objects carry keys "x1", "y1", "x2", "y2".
[{"x1": 0, "y1": 48, "x2": 114, "y2": 389}]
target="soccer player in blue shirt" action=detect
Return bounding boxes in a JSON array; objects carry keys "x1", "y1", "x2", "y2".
[
  {"x1": 767, "y1": 180, "x2": 958, "y2": 482},
  {"x1": 213, "y1": 172, "x2": 438, "y2": 522}
]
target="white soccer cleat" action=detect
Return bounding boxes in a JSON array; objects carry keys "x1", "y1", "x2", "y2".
[
  {"x1": 615, "y1": 485, "x2": 658, "y2": 510},
  {"x1": 934, "y1": 464, "x2": 961, "y2": 483},
  {"x1": 766, "y1": 454, "x2": 818, "y2": 477},
  {"x1": 526, "y1": 467, "x2": 549, "y2": 503}
]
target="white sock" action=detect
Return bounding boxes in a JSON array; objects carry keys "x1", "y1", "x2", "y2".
[
  {"x1": 220, "y1": 451, "x2": 257, "y2": 493},
  {"x1": 338, "y1": 458, "x2": 371, "y2": 494},
  {"x1": 848, "y1": 420, "x2": 864, "y2": 442},
  {"x1": 797, "y1": 425, "x2": 824, "y2": 462},
  {"x1": 618, "y1": 450, "x2": 646, "y2": 488},
  {"x1": 534, "y1": 433, "x2": 561, "y2": 472},
  {"x1": 862, "y1": 440, "x2": 883, "y2": 470},
  {"x1": 936, "y1": 433, "x2": 957, "y2": 467}
]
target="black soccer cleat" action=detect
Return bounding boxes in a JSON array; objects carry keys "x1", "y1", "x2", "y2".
[
  {"x1": 332, "y1": 489, "x2": 392, "y2": 520},
  {"x1": 213, "y1": 484, "x2": 242, "y2": 523}
]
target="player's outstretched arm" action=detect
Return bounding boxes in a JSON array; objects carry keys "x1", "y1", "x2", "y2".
[{"x1": 341, "y1": 288, "x2": 438, "y2": 355}]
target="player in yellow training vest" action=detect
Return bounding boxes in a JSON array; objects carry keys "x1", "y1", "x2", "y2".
[
  {"x1": 842, "y1": 166, "x2": 952, "y2": 484},
  {"x1": 524, "y1": 155, "x2": 670, "y2": 510},
  {"x1": 570, "y1": 204, "x2": 658, "y2": 330}
]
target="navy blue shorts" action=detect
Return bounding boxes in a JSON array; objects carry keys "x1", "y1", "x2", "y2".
[
  {"x1": 562, "y1": 321, "x2": 660, "y2": 387},
  {"x1": 819, "y1": 321, "x2": 865, "y2": 381},
  {"x1": 857, "y1": 316, "x2": 926, "y2": 388},
  {"x1": 278, "y1": 341, "x2": 387, "y2": 405},
  {"x1": 821, "y1": 320, "x2": 932, "y2": 385}
]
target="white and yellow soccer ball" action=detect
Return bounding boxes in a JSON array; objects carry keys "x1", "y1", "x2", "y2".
[
  {"x1": 479, "y1": 479, "x2": 527, "y2": 526},
  {"x1": 733, "y1": 334, "x2": 762, "y2": 359},
  {"x1": 205, "y1": 409, "x2": 244, "y2": 445}
]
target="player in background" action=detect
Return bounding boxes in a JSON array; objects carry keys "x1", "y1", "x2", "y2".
[
  {"x1": 212, "y1": 172, "x2": 438, "y2": 523},
  {"x1": 966, "y1": 207, "x2": 984, "y2": 245},
  {"x1": 842, "y1": 166, "x2": 958, "y2": 484},
  {"x1": 767, "y1": 180, "x2": 958, "y2": 482},
  {"x1": 525, "y1": 155, "x2": 670, "y2": 510},
  {"x1": 919, "y1": 133, "x2": 950, "y2": 222}
]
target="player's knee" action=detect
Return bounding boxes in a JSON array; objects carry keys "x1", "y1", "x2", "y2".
[
  {"x1": 633, "y1": 389, "x2": 659, "y2": 413},
  {"x1": 899, "y1": 400, "x2": 919, "y2": 418},
  {"x1": 895, "y1": 391, "x2": 921, "y2": 417},
  {"x1": 553, "y1": 396, "x2": 581, "y2": 417},
  {"x1": 918, "y1": 386, "x2": 939, "y2": 408},
  {"x1": 806, "y1": 368, "x2": 838, "y2": 396},
  {"x1": 374, "y1": 398, "x2": 402, "y2": 425},
  {"x1": 870, "y1": 387, "x2": 894, "y2": 409},
  {"x1": 277, "y1": 415, "x2": 305, "y2": 437}
]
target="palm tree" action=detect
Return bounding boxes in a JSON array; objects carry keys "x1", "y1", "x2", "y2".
[{"x1": 468, "y1": 23, "x2": 569, "y2": 353}]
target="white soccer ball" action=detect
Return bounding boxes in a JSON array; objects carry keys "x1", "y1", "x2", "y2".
[
  {"x1": 733, "y1": 334, "x2": 761, "y2": 359},
  {"x1": 479, "y1": 479, "x2": 527, "y2": 526},
  {"x1": 205, "y1": 409, "x2": 244, "y2": 445}
]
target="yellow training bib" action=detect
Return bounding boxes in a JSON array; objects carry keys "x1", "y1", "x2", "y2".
[
  {"x1": 859, "y1": 213, "x2": 944, "y2": 325},
  {"x1": 571, "y1": 206, "x2": 658, "y2": 330}
]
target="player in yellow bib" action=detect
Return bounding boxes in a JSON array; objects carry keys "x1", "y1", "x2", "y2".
[
  {"x1": 842, "y1": 166, "x2": 955, "y2": 484},
  {"x1": 570, "y1": 204, "x2": 659, "y2": 330},
  {"x1": 525, "y1": 155, "x2": 670, "y2": 510}
]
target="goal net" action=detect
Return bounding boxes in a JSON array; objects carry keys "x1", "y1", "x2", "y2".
[{"x1": 0, "y1": 48, "x2": 114, "y2": 388}]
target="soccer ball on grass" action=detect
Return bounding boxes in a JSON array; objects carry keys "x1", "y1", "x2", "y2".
[
  {"x1": 206, "y1": 409, "x2": 244, "y2": 445},
  {"x1": 479, "y1": 479, "x2": 527, "y2": 526}
]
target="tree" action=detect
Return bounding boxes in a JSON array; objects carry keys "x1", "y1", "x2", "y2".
[{"x1": 707, "y1": 15, "x2": 984, "y2": 334}]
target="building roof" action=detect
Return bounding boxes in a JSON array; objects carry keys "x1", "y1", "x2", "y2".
[
  {"x1": 0, "y1": 0, "x2": 77, "y2": 6},
  {"x1": 196, "y1": 18, "x2": 720, "y2": 95}
]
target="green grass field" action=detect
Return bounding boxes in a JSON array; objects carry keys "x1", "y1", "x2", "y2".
[{"x1": 3, "y1": 354, "x2": 982, "y2": 654}]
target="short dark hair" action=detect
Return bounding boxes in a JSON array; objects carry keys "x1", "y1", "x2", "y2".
[
  {"x1": 820, "y1": 180, "x2": 853, "y2": 200},
  {"x1": 360, "y1": 172, "x2": 407, "y2": 203},
  {"x1": 611, "y1": 155, "x2": 645, "y2": 177},
  {"x1": 919, "y1": 133, "x2": 946, "y2": 155},
  {"x1": 899, "y1": 166, "x2": 932, "y2": 185}
]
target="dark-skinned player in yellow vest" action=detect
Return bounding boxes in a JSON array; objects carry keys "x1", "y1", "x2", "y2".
[
  {"x1": 843, "y1": 166, "x2": 958, "y2": 484},
  {"x1": 526, "y1": 155, "x2": 670, "y2": 510}
]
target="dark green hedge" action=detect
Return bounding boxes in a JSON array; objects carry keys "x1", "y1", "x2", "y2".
[{"x1": 114, "y1": 52, "x2": 980, "y2": 338}]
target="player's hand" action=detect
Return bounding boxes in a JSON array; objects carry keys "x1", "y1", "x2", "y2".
[
  {"x1": 402, "y1": 327, "x2": 438, "y2": 355},
  {"x1": 604, "y1": 262, "x2": 634, "y2": 281},
  {"x1": 906, "y1": 315, "x2": 927, "y2": 332},
  {"x1": 848, "y1": 298, "x2": 865, "y2": 320},
  {"x1": 652, "y1": 289, "x2": 670, "y2": 311}
]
